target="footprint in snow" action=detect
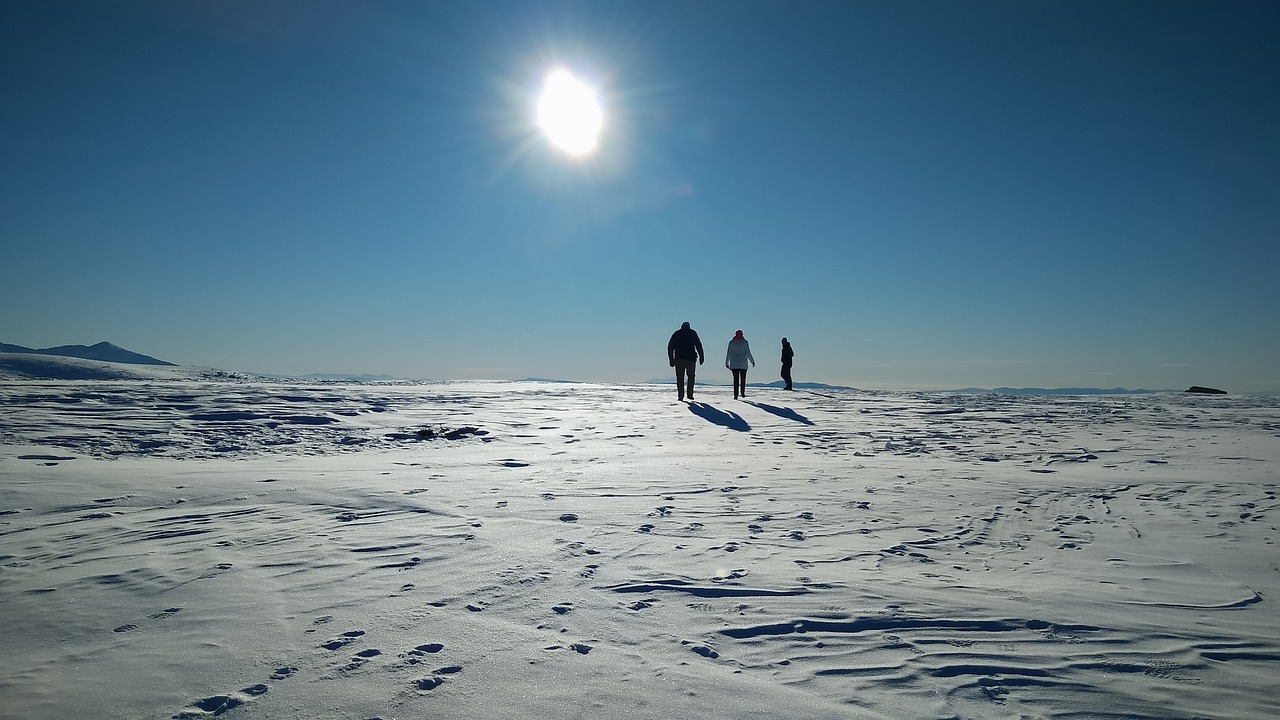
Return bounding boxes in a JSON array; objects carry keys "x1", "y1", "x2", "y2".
[
  {"x1": 320, "y1": 630, "x2": 365, "y2": 650},
  {"x1": 413, "y1": 665, "x2": 462, "y2": 692}
]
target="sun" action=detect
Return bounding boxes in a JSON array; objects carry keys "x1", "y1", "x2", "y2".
[{"x1": 536, "y1": 68, "x2": 603, "y2": 157}]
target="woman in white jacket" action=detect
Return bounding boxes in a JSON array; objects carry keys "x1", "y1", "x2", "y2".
[{"x1": 725, "y1": 329, "x2": 755, "y2": 399}]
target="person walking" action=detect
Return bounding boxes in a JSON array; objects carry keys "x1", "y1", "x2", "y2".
[
  {"x1": 667, "y1": 321, "x2": 705, "y2": 401},
  {"x1": 725, "y1": 329, "x2": 755, "y2": 399},
  {"x1": 781, "y1": 337, "x2": 794, "y2": 391}
]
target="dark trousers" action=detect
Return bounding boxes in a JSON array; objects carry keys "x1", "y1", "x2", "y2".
[
  {"x1": 674, "y1": 359, "x2": 697, "y2": 399},
  {"x1": 731, "y1": 368, "x2": 747, "y2": 398},
  {"x1": 782, "y1": 362, "x2": 793, "y2": 390}
]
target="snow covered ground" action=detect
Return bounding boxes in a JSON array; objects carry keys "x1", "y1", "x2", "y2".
[{"x1": 1, "y1": 368, "x2": 1277, "y2": 719}]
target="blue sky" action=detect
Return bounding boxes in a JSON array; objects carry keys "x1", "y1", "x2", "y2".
[{"x1": 3, "y1": 1, "x2": 1277, "y2": 391}]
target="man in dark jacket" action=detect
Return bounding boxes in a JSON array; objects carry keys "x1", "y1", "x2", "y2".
[
  {"x1": 781, "y1": 338, "x2": 794, "y2": 390},
  {"x1": 667, "y1": 321, "x2": 705, "y2": 401}
]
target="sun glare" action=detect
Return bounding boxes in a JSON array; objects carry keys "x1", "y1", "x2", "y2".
[{"x1": 537, "y1": 68, "x2": 603, "y2": 157}]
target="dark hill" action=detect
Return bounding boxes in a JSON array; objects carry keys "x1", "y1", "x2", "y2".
[{"x1": 0, "y1": 341, "x2": 175, "y2": 366}]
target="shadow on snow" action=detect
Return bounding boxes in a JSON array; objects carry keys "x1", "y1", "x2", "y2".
[
  {"x1": 687, "y1": 402, "x2": 750, "y2": 432},
  {"x1": 744, "y1": 401, "x2": 814, "y2": 425}
]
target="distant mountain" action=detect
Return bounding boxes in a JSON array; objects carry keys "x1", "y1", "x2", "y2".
[
  {"x1": 0, "y1": 341, "x2": 175, "y2": 366},
  {"x1": 755, "y1": 380, "x2": 857, "y2": 391},
  {"x1": 943, "y1": 387, "x2": 1164, "y2": 396}
]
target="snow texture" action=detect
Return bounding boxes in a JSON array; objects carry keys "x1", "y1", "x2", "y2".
[{"x1": 1, "y1": 370, "x2": 1278, "y2": 719}]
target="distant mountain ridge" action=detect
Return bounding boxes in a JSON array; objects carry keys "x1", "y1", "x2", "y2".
[
  {"x1": 756, "y1": 380, "x2": 857, "y2": 391},
  {"x1": 0, "y1": 341, "x2": 175, "y2": 366},
  {"x1": 944, "y1": 387, "x2": 1165, "y2": 395}
]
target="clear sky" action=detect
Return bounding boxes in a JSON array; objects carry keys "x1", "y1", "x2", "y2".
[{"x1": 3, "y1": 1, "x2": 1278, "y2": 391}]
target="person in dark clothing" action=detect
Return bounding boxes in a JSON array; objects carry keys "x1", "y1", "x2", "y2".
[
  {"x1": 667, "y1": 321, "x2": 705, "y2": 401},
  {"x1": 781, "y1": 337, "x2": 794, "y2": 390}
]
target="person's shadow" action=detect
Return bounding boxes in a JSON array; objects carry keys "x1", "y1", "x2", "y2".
[
  {"x1": 744, "y1": 401, "x2": 814, "y2": 425},
  {"x1": 688, "y1": 402, "x2": 750, "y2": 431}
]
